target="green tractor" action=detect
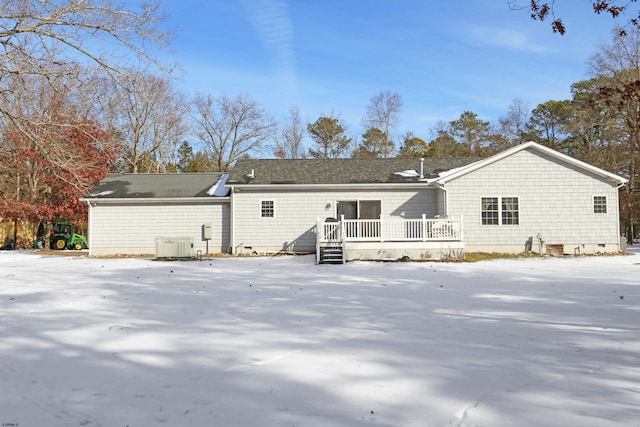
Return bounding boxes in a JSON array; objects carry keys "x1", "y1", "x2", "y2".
[{"x1": 49, "y1": 222, "x2": 89, "y2": 250}]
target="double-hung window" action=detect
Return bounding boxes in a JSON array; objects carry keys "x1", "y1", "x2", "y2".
[
  {"x1": 481, "y1": 197, "x2": 519, "y2": 226},
  {"x1": 501, "y1": 197, "x2": 519, "y2": 225},
  {"x1": 481, "y1": 197, "x2": 499, "y2": 225}
]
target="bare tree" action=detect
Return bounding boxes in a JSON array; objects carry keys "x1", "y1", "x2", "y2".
[
  {"x1": 191, "y1": 93, "x2": 277, "y2": 171},
  {"x1": 362, "y1": 90, "x2": 402, "y2": 157},
  {"x1": 499, "y1": 98, "x2": 530, "y2": 145},
  {"x1": 0, "y1": 0, "x2": 171, "y2": 174},
  {"x1": 0, "y1": 0, "x2": 170, "y2": 79},
  {"x1": 589, "y1": 26, "x2": 640, "y2": 242},
  {"x1": 106, "y1": 69, "x2": 189, "y2": 173},
  {"x1": 508, "y1": 1, "x2": 637, "y2": 35},
  {"x1": 275, "y1": 105, "x2": 306, "y2": 158}
]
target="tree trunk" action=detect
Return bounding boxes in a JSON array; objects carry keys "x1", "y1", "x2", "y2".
[{"x1": 13, "y1": 219, "x2": 18, "y2": 244}]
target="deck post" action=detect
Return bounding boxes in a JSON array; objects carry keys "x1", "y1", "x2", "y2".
[
  {"x1": 316, "y1": 216, "x2": 321, "y2": 264},
  {"x1": 379, "y1": 214, "x2": 384, "y2": 242},
  {"x1": 422, "y1": 214, "x2": 427, "y2": 242}
]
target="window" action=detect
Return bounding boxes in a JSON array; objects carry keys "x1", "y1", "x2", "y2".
[
  {"x1": 481, "y1": 197, "x2": 499, "y2": 225},
  {"x1": 482, "y1": 197, "x2": 519, "y2": 226},
  {"x1": 593, "y1": 196, "x2": 607, "y2": 214},
  {"x1": 336, "y1": 200, "x2": 381, "y2": 219},
  {"x1": 261, "y1": 200, "x2": 274, "y2": 218},
  {"x1": 502, "y1": 197, "x2": 519, "y2": 225}
]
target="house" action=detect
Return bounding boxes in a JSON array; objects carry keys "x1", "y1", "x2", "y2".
[
  {"x1": 431, "y1": 141, "x2": 627, "y2": 256},
  {"x1": 82, "y1": 142, "x2": 628, "y2": 261},
  {"x1": 226, "y1": 156, "x2": 476, "y2": 261},
  {"x1": 81, "y1": 173, "x2": 230, "y2": 256}
]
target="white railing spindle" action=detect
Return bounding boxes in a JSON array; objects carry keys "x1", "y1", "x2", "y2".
[{"x1": 318, "y1": 216, "x2": 463, "y2": 243}]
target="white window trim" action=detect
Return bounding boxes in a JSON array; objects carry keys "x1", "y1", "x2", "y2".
[
  {"x1": 592, "y1": 195, "x2": 607, "y2": 214},
  {"x1": 260, "y1": 199, "x2": 275, "y2": 219},
  {"x1": 481, "y1": 196, "x2": 520, "y2": 226}
]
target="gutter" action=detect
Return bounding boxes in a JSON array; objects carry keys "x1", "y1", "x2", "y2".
[
  {"x1": 80, "y1": 196, "x2": 231, "y2": 205},
  {"x1": 229, "y1": 182, "x2": 436, "y2": 191}
]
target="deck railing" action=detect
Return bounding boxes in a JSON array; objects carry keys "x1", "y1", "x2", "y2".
[{"x1": 317, "y1": 215, "x2": 463, "y2": 243}]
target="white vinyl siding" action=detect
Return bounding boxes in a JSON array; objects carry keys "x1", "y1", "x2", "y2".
[
  {"x1": 88, "y1": 201, "x2": 230, "y2": 256},
  {"x1": 232, "y1": 188, "x2": 438, "y2": 253},
  {"x1": 445, "y1": 148, "x2": 621, "y2": 253}
]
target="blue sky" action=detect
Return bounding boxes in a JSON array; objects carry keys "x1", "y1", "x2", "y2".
[{"x1": 161, "y1": 0, "x2": 622, "y2": 141}]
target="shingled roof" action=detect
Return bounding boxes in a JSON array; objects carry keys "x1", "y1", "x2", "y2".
[
  {"x1": 227, "y1": 158, "x2": 481, "y2": 185},
  {"x1": 83, "y1": 173, "x2": 228, "y2": 199}
]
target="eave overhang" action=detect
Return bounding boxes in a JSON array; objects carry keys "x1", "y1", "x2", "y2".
[
  {"x1": 80, "y1": 196, "x2": 231, "y2": 205},
  {"x1": 228, "y1": 182, "x2": 437, "y2": 191}
]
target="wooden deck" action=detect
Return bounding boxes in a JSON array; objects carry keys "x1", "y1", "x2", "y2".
[{"x1": 316, "y1": 215, "x2": 464, "y2": 263}]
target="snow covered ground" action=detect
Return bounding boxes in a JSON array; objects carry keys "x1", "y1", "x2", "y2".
[{"x1": 1, "y1": 249, "x2": 639, "y2": 427}]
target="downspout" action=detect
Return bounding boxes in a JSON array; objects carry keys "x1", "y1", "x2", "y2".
[
  {"x1": 84, "y1": 200, "x2": 93, "y2": 257},
  {"x1": 436, "y1": 184, "x2": 448, "y2": 216},
  {"x1": 434, "y1": 183, "x2": 464, "y2": 244},
  {"x1": 229, "y1": 186, "x2": 235, "y2": 254},
  {"x1": 616, "y1": 181, "x2": 627, "y2": 250}
]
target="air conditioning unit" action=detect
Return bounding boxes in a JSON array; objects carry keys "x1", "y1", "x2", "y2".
[{"x1": 155, "y1": 237, "x2": 194, "y2": 259}]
